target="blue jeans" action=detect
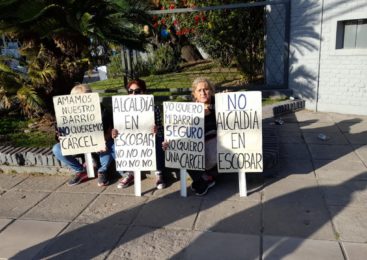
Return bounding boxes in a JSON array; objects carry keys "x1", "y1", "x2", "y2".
[
  {"x1": 52, "y1": 143, "x2": 84, "y2": 173},
  {"x1": 52, "y1": 140, "x2": 114, "y2": 175},
  {"x1": 98, "y1": 139, "x2": 114, "y2": 174}
]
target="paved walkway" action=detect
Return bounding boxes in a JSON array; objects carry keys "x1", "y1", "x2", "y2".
[{"x1": 0, "y1": 110, "x2": 367, "y2": 259}]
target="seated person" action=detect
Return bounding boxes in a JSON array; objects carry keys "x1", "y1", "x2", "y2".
[
  {"x1": 52, "y1": 84, "x2": 114, "y2": 187},
  {"x1": 111, "y1": 79, "x2": 167, "y2": 190}
]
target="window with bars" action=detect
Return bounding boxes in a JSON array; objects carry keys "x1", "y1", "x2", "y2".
[{"x1": 336, "y1": 19, "x2": 367, "y2": 49}]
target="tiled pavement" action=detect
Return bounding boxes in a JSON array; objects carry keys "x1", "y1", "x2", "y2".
[{"x1": 0, "y1": 110, "x2": 367, "y2": 259}]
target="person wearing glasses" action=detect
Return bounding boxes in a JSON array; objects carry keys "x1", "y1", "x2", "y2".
[{"x1": 111, "y1": 79, "x2": 167, "y2": 189}]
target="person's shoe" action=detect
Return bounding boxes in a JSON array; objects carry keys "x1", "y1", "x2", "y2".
[
  {"x1": 195, "y1": 176, "x2": 215, "y2": 196},
  {"x1": 68, "y1": 172, "x2": 88, "y2": 186},
  {"x1": 117, "y1": 174, "x2": 134, "y2": 189},
  {"x1": 97, "y1": 173, "x2": 109, "y2": 187},
  {"x1": 155, "y1": 173, "x2": 166, "y2": 190},
  {"x1": 190, "y1": 181, "x2": 200, "y2": 192}
]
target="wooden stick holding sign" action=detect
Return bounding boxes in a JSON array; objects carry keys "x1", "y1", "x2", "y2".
[
  {"x1": 112, "y1": 95, "x2": 156, "y2": 197},
  {"x1": 215, "y1": 91, "x2": 263, "y2": 197},
  {"x1": 239, "y1": 171, "x2": 247, "y2": 197},
  {"x1": 53, "y1": 92, "x2": 106, "y2": 177},
  {"x1": 163, "y1": 102, "x2": 205, "y2": 197},
  {"x1": 84, "y1": 153, "x2": 95, "y2": 178},
  {"x1": 134, "y1": 171, "x2": 141, "y2": 196},
  {"x1": 180, "y1": 169, "x2": 187, "y2": 197}
]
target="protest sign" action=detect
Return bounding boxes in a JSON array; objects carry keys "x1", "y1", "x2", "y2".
[
  {"x1": 53, "y1": 93, "x2": 105, "y2": 156},
  {"x1": 215, "y1": 91, "x2": 263, "y2": 173},
  {"x1": 113, "y1": 95, "x2": 156, "y2": 171},
  {"x1": 164, "y1": 102, "x2": 205, "y2": 171}
]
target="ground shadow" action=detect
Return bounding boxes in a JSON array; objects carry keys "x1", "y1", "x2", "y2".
[{"x1": 8, "y1": 112, "x2": 366, "y2": 259}]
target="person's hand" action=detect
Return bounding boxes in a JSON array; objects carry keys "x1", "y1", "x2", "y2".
[
  {"x1": 111, "y1": 128, "x2": 119, "y2": 139},
  {"x1": 152, "y1": 125, "x2": 157, "y2": 134},
  {"x1": 162, "y1": 140, "x2": 170, "y2": 151},
  {"x1": 204, "y1": 103, "x2": 212, "y2": 116}
]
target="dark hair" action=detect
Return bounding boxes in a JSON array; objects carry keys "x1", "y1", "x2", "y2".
[{"x1": 126, "y1": 79, "x2": 147, "y2": 92}]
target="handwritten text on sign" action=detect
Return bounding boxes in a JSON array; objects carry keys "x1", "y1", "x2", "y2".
[
  {"x1": 53, "y1": 93, "x2": 105, "y2": 155},
  {"x1": 215, "y1": 91, "x2": 263, "y2": 172},
  {"x1": 164, "y1": 102, "x2": 205, "y2": 171},
  {"x1": 113, "y1": 95, "x2": 156, "y2": 171}
]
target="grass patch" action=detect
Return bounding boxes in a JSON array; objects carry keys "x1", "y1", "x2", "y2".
[
  {"x1": 89, "y1": 61, "x2": 246, "y2": 90},
  {"x1": 89, "y1": 78, "x2": 123, "y2": 90},
  {"x1": 10, "y1": 131, "x2": 56, "y2": 147},
  {"x1": 262, "y1": 97, "x2": 288, "y2": 106},
  {"x1": 0, "y1": 117, "x2": 56, "y2": 148}
]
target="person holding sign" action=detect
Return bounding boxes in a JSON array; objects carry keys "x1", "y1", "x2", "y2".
[
  {"x1": 188, "y1": 77, "x2": 218, "y2": 195},
  {"x1": 52, "y1": 84, "x2": 114, "y2": 187},
  {"x1": 111, "y1": 79, "x2": 167, "y2": 190},
  {"x1": 163, "y1": 77, "x2": 217, "y2": 196}
]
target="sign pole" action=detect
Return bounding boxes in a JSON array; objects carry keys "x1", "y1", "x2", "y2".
[
  {"x1": 134, "y1": 171, "x2": 141, "y2": 196},
  {"x1": 180, "y1": 169, "x2": 187, "y2": 197},
  {"x1": 84, "y1": 153, "x2": 95, "y2": 178},
  {"x1": 239, "y1": 171, "x2": 247, "y2": 197}
]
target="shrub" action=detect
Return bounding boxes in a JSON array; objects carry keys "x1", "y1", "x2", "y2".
[
  {"x1": 107, "y1": 54, "x2": 123, "y2": 79},
  {"x1": 149, "y1": 44, "x2": 179, "y2": 74}
]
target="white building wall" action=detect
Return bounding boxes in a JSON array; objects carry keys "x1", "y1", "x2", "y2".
[
  {"x1": 317, "y1": 0, "x2": 367, "y2": 115},
  {"x1": 289, "y1": 0, "x2": 367, "y2": 115}
]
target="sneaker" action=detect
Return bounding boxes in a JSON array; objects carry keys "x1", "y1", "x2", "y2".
[
  {"x1": 97, "y1": 173, "x2": 109, "y2": 187},
  {"x1": 190, "y1": 174, "x2": 214, "y2": 192},
  {"x1": 68, "y1": 172, "x2": 88, "y2": 186},
  {"x1": 190, "y1": 181, "x2": 200, "y2": 192},
  {"x1": 194, "y1": 176, "x2": 215, "y2": 196},
  {"x1": 117, "y1": 174, "x2": 134, "y2": 189},
  {"x1": 155, "y1": 173, "x2": 166, "y2": 190}
]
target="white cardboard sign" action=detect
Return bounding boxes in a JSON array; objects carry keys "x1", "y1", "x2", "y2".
[
  {"x1": 215, "y1": 91, "x2": 263, "y2": 173},
  {"x1": 53, "y1": 93, "x2": 105, "y2": 156},
  {"x1": 163, "y1": 102, "x2": 205, "y2": 171},
  {"x1": 112, "y1": 95, "x2": 156, "y2": 171}
]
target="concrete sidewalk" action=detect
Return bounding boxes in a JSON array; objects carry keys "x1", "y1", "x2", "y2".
[{"x1": 0, "y1": 110, "x2": 367, "y2": 259}]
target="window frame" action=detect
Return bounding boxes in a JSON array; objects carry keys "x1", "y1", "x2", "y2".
[{"x1": 330, "y1": 12, "x2": 367, "y2": 56}]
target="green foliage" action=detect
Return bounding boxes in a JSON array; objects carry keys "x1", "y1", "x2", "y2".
[
  {"x1": 10, "y1": 131, "x2": 56, "y2": 148},
  {"x1": 133, "y1": 59, "x2": 152, "y2": 78},
  {"x1": 107, "y1": 55, "x2": 124, "y2": 79},
  {"x1": 0, "y1": 117, "x2": 28, "y2": 135},
  {"x1": 0, "y1": 0, "x2": 150, "y2": 115},
  {"x1": 149, "y1": 44, "x2": 179, "y2": 74},
  {"x1": 153, "y1": 0, "x2": 265, "y2": 80},
  {"x1": 90, "y1": 61, "x2": 245, "y2": 90},
  {"x1": 0, "y1": 117, "x2": 55, "y2": 147},
  {"x1": 0, "y1": 57, "x2": 46, "y2": 117}
]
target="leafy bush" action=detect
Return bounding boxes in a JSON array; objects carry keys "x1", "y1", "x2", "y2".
[
  {"x1": 133, "y1": 59, "x2": 151, "y2": 77},
  {"x1": 107, "y1": 54, "x2": 123, "y2": 79},
  {"x1": 149, "y1": 44, "x2": 179, "y2": 74},
  {"x1": 0, "y1": 116, "x2": 55, "y2": 147}
]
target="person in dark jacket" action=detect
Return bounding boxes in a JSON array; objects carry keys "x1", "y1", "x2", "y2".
[{"x1": 111, "y1": 79, "x2": 167, "y2": 190}]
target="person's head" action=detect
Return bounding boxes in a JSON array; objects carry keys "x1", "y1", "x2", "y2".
[
  {"x1": 70, "y1": 84, "x2": 92, "y2": 94},
  {"x1": 126, "y1": 79, "x2": 147, "y2": 95},
  {"x1": 191, "y1": 77, "x2": 214, "y2": 104}
]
